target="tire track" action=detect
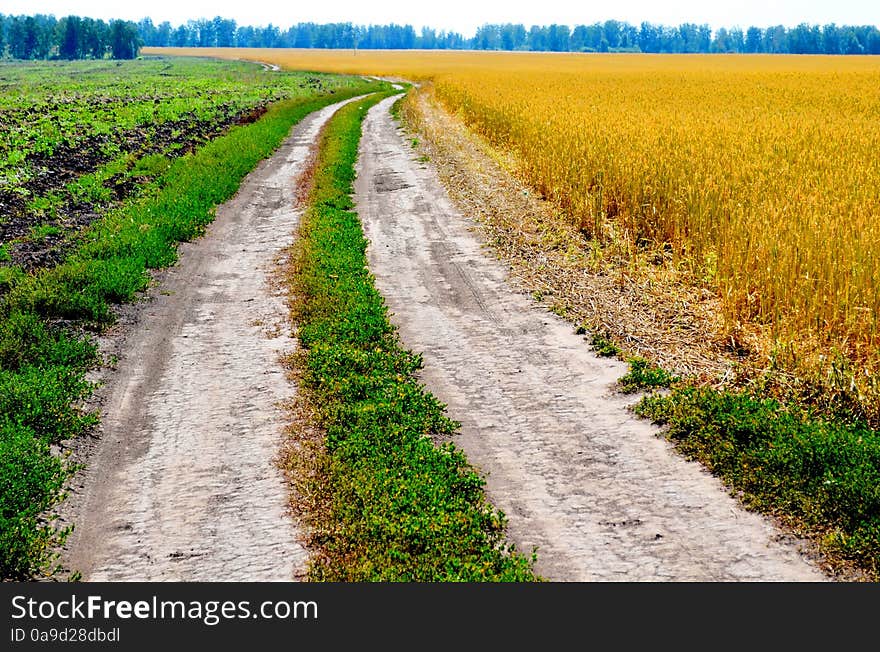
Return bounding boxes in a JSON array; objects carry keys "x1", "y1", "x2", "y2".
[{"x1": 60, "y1": 95, "x2": 364, "y2": 581}]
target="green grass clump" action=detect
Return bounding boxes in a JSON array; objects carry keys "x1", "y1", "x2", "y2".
[
  {"x1": 0, "y1": 312, "x2": 98, "y2": 578},
  {"x1": 28, "y1": 224, "x2": 62, "y2": 243},
  {"x1": 589, "y1": 331, "x2": 622, "y2": 357},
  {"x1": 0, "y1": 266, "x2": 25, "y2": 294},
  {"x1": 636, "y1": 386, "x2": 880, "y2": 579},
  {"x1": 0, "y1": 424, "x2": 71, "y2": 580},
  {"x1": 290, "y1": 94, "x2": 537, "y2": 581},
  {"x1": 618, "y1": 356, "x2": 678, "y2": 393},
  {"x1": 130, "y1": 153, "x2": 172, "y2": 178}
]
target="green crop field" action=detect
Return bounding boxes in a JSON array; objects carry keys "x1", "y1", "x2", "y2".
[{"x1": 0, "y1": 57, "x2": 365, "y2": 275}]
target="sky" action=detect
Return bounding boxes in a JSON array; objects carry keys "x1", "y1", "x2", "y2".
[{"x1": 3, "y1": 1, "x2": 879, "y2": 37}]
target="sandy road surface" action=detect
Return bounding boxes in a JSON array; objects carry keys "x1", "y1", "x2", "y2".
[
  {"x1": 61, "y1": 96, "x2": 363, "y2": 581},
  {"x1": 355, "y1": 95, "x2": 827, "y2": 581}
]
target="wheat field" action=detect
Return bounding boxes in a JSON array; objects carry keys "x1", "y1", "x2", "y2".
[{"x1": 149, "y1": 47, "x2": 880, "y2": 409}]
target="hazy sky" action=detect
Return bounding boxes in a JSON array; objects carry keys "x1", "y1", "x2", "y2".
[{"x1": 3, "y1": 1, "x2": 879, "y2": 37}]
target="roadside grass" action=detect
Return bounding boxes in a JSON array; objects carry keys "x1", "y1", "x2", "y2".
[
  {"x1": 0, "y1": 80, "x2": 384, "y2": 580},
  {"x1": 28, "y1": 224, "x2": 62, "y2": 244},
  {"x1": 610, "y1": 343, "x2": 877, "y2": 580},
  {"x1": 587, "y1": 330, "x2": 622, "y2": 358},
  {"x1": 285, "y1": 93, "x2": 538, "y2": 581},
  {"x1": 635, "y1": 385, "x2": 880, "y2": 579},
  {"x1": 618, "y1": 357, "x2": 679, "y2": 393}
]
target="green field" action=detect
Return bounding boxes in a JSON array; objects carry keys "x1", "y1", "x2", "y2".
[{"x1": 0, "y1": 57, "x2": 367, "y2": 275}]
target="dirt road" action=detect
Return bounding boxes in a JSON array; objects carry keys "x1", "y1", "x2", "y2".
[
  {"x1": 60, "y1": 96, "x2": 362, "y2": 581},
  {"x1": 58, "y1": 90, "x2": 828, "y2": 583},
  {"x1": 355, "y1": 95, "x2": 827, "y2": 581}
]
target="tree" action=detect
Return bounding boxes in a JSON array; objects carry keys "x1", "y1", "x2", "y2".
[
  {"x1": 822, "y1": 24, "x2": 841, "y2": 54},
  {"x1": 339, "y1": 23, "x2": 356, "y2": 49},
  {"x1": 696, "y1": 25, "x2": 712, "y2": 52},
  {"x1": 729, "y1": 28, "x2": 745, "y2": 53},
  {"x1": 138, "y1": 18, "x2": 156, "y2": 46},
  {"x1": 420, "y1": 26, "x2": 437, "y2": 49},
  {"x1": 193, "y1": 19, "x2": 215, "y2": 47},
  {"x1": 620, "y1": 23, "x2": 639, "y2": 50},
  {"x1": 745, "y1": 26, "x2": 763, "y2": 53},
  {"x1": 603, "y1": 20, "x2": 621, "y2": 49},
  {"x1": 842, "y1": 29, "x2": 864, "y2": 54},
  {"x1": 14, "y1": 13, "x2": 880, "y2": 58},
  {"x1": 214, "y1": 17, "x2": 236, "y2": 47},
  {"x1": 260, "y1": 24, "x2": 281, "y2": 48},
  {"x1": 547, "y1": 24, "x2": 570, "y2": 52},
  {"x1": 865, "y1": 26, "x2": 880, "y2": 54},
  {"x1": 155, "y1": 21, "x2": 172, "y2": 47},
  {"x1": 678, "y1": 23, "x2": 699, "y2": 52},
  {"x1": 442, "y1": 29, "x2": 462, "y2": 49},
  {"x1": 235, "y1": 25, "x2": 256, "y2": 47},
  {"x1": 396, "y1": 24, "x2": 416, "y2": 49},
  {"x1": 109, "y1": 20, "x2": 140, "y2": 59},
  {"x1": 789, "y1": 23, "x2": 821, "y2": 53},
  {"x1": 314, "y1": 23, "x2": 335, "y2": 48},
  {"x1": 59, "y1": 15, "x2": 82, "y2": 59},
  {"x1": 81, "y1": 18, "x2": 109, "y2": 58},
  {"x1": 171, "y1": 24, "x2": 190, "y2": 47},
  {"x1": 9, "y1": 16, "x2": 39, "y2": 59},
  {"x1": 638, "y1": 22, "x2": 660, "y2": 53},
  {"x1": 570, "y1": 25, "x2": 587, "y2": 52},
  {"x1": 764, "y1": 25, "x2": 788, "y2": 53},
  {"x1": 712, "y1": 27, "x2": 730, "y2": 52},
  {"x1": 528, "y1": 25, "x2": 547, "y2": 51},
  {"x1": 500, "y1": 23, "x2": 526, "y2": 51},
  {"x1": 474, "y1": 24, "x2": 501, "y2": 50}
]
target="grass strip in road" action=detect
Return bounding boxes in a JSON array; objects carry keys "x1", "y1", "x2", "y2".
[
  {"x1": 285, "y1": 94, "x2": 538, "y2": 581},
  {"x1": 0, "y1": 81, "x2": 384, "y2": 580},
  {"x1": 636, "y1": 386, "x2": 880, "y2": 580}
]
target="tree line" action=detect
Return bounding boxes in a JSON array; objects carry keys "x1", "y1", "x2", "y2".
[
  {"x1": 2, "y1": 15, "x2": 880, "y2": 59},
  {"x1": 0, "y1": 14, "x2": 140, "y2": 59},
  {"x1": 136, "y1": 18, "x2": 880, "y2": 54}
]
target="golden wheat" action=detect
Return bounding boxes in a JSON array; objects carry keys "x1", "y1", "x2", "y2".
[{"x1": 149, "y1": 47, "x2": 880, "y2": 401}]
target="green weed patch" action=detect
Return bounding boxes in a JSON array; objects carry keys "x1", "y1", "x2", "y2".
[
  {"x1": 636, "y1": 386, "x2": 880, "y2": 579},
  {"x1": 287, "y1": 94, "x2": 537, "y2": 581},
  {"x1": 587, "y1": 330, "x2": 622, "y2": 358},
  {"x1": 618, "y1": 356, "x2": 679, "y2": 393}
]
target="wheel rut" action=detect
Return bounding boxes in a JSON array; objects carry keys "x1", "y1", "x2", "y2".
[{"x1": 60, "y1": 96, "x2": 363, "y2": 581}]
